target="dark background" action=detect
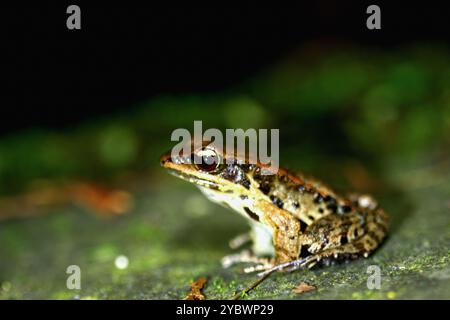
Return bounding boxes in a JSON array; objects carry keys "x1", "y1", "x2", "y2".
[{"x1": 4, "y1": 2, "x2": 449, "y2": 134}]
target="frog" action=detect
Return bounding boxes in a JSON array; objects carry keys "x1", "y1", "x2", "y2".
[{"x1": 160, "y1": 142, "x2": 389, "y2": 274}]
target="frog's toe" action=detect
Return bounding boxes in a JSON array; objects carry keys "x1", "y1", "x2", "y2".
[
  {"x1": 243, "y1": 261, "x2": 274, "y2": 274},
  {"x1": 221, "y1": 250, "x2": 272, "y2": 269}
]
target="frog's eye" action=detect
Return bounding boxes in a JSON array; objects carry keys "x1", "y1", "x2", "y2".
[{"x1": 193, "y1": 148, "x2": 221, "y2": 173}]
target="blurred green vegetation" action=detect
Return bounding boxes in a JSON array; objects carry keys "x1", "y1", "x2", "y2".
[
  {"x1": 0, "y1": 45, "x2": 449, "y2": 194},
  {"x1": 0, "y1": 44, "x2": 449, "y2": 299}
]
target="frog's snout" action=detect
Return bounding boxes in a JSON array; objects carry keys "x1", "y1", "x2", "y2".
[{"x1": 160, "y1": 152, "x2": 172, "y2": 167}]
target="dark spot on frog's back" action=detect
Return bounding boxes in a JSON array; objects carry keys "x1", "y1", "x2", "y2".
[
  {"x1": 338, "y1": 205, "x2": 352, "y2": 215},
  {"x1": 254, "y1": 174, "x2": 274, "y2": 195},
  {"x1": 326, "y1": 203, "x2": 338, "y2": 213},
  {"x1": 244, "y1": 207, "x2": 259, "y2": 222},
  {"x1": 313, "y1": 192, "x2": 324, "y2": 203},
  {"x1": 324, "y1": 195, "x2": 337, "y2": 205},
  {"x1": 222, "y1": 164, "x2": 251, "y2": 189},
  {"x1": 270, "y1": 195, "x2": 284, "y2": 209},
  {"x1": 258, "y1": 182, "x2": 271, "y2": 194},
  {"x1": 241, "y1": 179, "x2": 251, "y2": 189},
  {"x1": 240, "y1": 164, "x2": 253, "y2": 173}
]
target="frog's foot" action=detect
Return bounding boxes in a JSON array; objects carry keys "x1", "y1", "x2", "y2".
[
  {"x1": 221, "y1": 249, "x2": 273, "y2": 272},
  {"x1": 257, "y1": 256, "x2": 313, "y2": 277},
  {"x1": 243, "y1": 261, "x2": 274, "y2": 273},
  {"x1": 228, "y1": 232, "x2": 251, "y2": 250}
]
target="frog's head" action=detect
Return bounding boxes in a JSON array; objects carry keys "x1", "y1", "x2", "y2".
[
  {"x1": 161, "y1": 142, "x2": 279, "y2": 254},
  {"x1": 161, "y1": 142, "x2": 278, "y2": 224},
  {"x1": 160, "y1": 142, "x2": 258, "y2": 195}
]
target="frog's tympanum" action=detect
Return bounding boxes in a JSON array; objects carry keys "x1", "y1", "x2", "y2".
[{"x1": 160, "y1": 143, "x2": 389, "y2": 274}]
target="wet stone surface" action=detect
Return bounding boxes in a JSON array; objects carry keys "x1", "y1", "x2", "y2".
[{"x1": 0, "y1": 172, "x2": 449, "y2": 300}]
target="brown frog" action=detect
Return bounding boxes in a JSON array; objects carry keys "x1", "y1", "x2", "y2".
[{"x1": 160, "y1": 143, "x2": 389, "y2": 274}]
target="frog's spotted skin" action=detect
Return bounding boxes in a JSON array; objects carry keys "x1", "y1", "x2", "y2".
[{"x1": 160, "y1": 144, "x2": 389, "y2": 271}]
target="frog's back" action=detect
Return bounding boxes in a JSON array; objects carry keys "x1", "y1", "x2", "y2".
[
  {"x1": 248, "y1": 166, "x2": 354, "y2": 227},
  {"x1": 249, "y1": 165, "x2": 389, "y2": 266}
]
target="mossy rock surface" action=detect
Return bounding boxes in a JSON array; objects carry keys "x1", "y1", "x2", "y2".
[{"x1": 0, "y1": 166, "x2": 449, "y2": 300}]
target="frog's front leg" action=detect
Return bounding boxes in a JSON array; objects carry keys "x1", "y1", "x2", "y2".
[
  {"x1": 221, "y1": 249, "x2": 271, "y2": 269},
  {"x1": 222, "y1": 224, "x2": 274, "y2": 270},
  {"x1": 227, "y1": 222, "x2": 280, "y2": 255},
  {"x1": 228, "y1": 232, "x2": 251, "y2": 250}
]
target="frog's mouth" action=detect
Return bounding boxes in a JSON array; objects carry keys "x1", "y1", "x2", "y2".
[{"x1": 165, "y1": 168, "x2": 221, "y2": 190}]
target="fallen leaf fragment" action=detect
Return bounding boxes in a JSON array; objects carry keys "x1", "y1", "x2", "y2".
[
  {"x1": 292, "y1": 282, "x2": 316, "y2": 294},
  {"x1": 0, "y1": 180, "x2": 134, "y2": 221},
  {"x1": 184, "y1": 277, "x2": 207, "y2": 300}
]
